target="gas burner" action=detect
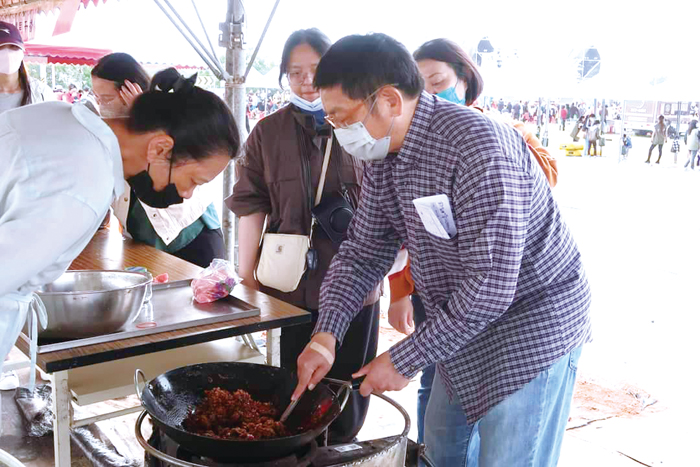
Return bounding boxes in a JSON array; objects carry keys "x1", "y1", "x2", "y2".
[
  {"x1": 137, "y1": 391, "x2": 414, "y2": 466},
  {"x1": 146, "y1": 429, "x2": 317, "y2": 467}
]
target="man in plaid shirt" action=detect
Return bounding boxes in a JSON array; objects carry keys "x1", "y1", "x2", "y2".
[{"x1": 292, "y1": 33, "x2": 592, "y2": 467}]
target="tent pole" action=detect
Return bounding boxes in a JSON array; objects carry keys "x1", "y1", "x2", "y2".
[
  {"x1": 221, "y1": 0, "x2": 247, "y2": 265},
  {"x1": 153, "y1": 0, "x2": 222, "y2": 78},
  {"x1": 244, "y1": 0, "x2": 281, "y2": 80}
]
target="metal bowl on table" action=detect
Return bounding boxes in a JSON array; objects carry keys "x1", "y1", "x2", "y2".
[{"x1": 36, "y1": 270, "x2": 151, "y2": 339}]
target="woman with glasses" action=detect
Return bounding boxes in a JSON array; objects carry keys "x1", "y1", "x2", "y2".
[
  {"x1": 91, "y1": 53, "x2": 226, "y2": 268},
  {"x1": 225, "y1": 29, "x2": 380, "y2": 443}
]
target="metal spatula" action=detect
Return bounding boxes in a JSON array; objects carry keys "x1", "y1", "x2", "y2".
[{"x1": 279, "y1": 393, "x2": 301, "y2": 423}]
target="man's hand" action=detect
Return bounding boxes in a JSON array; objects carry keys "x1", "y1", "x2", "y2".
[
  {"x1": 388, "y1": 295, "x2": 414, "y2": 335},
  {"x1": 292, "y1": 332, "x2": 336, "y2": 401},
  {"x1": 352, "y1": 351, "x2": 410, "y2": 397}
]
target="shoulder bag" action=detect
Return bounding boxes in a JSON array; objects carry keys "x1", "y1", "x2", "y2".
[{"x1": 255, "y1": 135, "x2": 333, "y2": 293}]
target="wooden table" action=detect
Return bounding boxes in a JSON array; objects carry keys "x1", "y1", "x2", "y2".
[{"x1": 14, "y1": 230, "x2": 311, "y2": 466}]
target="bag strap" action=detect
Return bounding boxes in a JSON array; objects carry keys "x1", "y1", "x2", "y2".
[
  {"x1": 308, "y1": 134, "x2": 334, "y2": 241},
  {"x1": 314, "y1": 134, "x2": 333, "y2": 207}
]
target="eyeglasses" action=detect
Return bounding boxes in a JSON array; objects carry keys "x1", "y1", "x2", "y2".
[
  {"x1": 324, "y1": 99, "x2": 367, "y2": 129},
  {"x1": 324, "y1": 84, "x2": 397, "y2": 129},
  {"x1": 287, "y1": 70, "x2": 315, "y2": 85}
]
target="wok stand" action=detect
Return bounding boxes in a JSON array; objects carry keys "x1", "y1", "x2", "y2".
[{"x1": 134, "y1": 392, "x2": 416, "y2": 467}]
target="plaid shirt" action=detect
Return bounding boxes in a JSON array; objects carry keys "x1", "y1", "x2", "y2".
[{"x1": 315, "y1": 92, "x2": 592, "y2": 422}]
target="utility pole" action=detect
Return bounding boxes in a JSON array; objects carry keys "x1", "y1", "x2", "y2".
[{"x1": 220, "y1": 0, "x2": 247, "y2": 266}]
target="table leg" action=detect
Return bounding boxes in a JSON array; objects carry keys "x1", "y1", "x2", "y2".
[
  {"x1": 266, "y1": 328, "x2": 281, "y2": 367},
  {"x1": 51, "y1": 370, "x2": 72, "y2": 467}
]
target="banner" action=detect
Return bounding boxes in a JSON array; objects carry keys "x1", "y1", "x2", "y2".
[{"x1": 0, "y1": 10, "x2": 37, "y2": 41}]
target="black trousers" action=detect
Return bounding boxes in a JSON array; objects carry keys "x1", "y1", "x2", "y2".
[
  {"x1": 173, "y1": 228, "x2": 226, "y2": 268},
  {"x1": 281, "y1": 302, "x2": 380, "y2": 444}
]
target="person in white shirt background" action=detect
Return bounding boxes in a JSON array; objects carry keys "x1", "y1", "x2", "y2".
[
  {"x1": 0, "y1": 67, "x2": 240, "y2": 410},
  {"x1": 0, "y1": 21, "x2": 53, "y2": 115}
]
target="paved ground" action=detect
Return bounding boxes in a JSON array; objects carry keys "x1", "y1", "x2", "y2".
[
  {"x1": 358, "y1": 124, "x2": 700, "y2": 466},
  {"x1": 2, "y1": 123, "x2": 698, "y2": 466}
]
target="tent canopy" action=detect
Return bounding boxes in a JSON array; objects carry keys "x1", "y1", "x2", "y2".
[
  {"x1": 246, "y1": 67, "x2": 280, "y2": 89},
  {"x1": 24, "y1": 43, "x2": 111, "y2": 65}
]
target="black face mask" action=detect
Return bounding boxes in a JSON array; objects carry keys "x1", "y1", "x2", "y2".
[{"x1": 126, "y1": 163, "x2": 184, "y2": 208}]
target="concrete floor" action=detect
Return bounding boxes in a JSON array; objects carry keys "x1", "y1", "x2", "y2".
[{"x1": 1, "y1": 125, "x2": 698, "y2": 466}]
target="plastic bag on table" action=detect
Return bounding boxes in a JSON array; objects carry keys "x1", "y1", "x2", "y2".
[{"x1": 191, "y1": 259, "x2": 240, "y2": 304}]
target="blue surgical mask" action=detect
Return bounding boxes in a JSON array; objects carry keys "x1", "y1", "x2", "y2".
[
  {"x1": 290, "y1": 91, "x2": 324, "y2": 113},
  {"x1": 436, "y1": 82, "x2": 466, "y2": 105},
  {"x1": 290, "y1": 91, "x2": 326, "y2": 127}
]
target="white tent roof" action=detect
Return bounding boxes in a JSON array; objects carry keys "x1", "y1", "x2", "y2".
[{"x1": 246, "y1": 67, "x2": 280, "y2": 89}]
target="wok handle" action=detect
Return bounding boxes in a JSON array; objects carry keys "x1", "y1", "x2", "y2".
[
  {"x1": 321, "y1": 377, "x2": 355, "y2": 413},
  {"x1": 134, "y1": 369, "x2": 147, "y2": 403}
]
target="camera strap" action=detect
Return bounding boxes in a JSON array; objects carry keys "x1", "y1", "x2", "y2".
[{"x1": 308, "y1": 134, "x2": 334, "y2": 242}]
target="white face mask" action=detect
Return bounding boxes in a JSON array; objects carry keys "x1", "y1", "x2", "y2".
[
  {"x1": 0, "y1": 48, "x2": 24, "y2": 75},
  {"x1": 333, "y1": 94, "x2": 395, "y2": 162},
  {"x1": 98, "y1": 99, "x2": 130, "y2": 119},
  {"x1": 334, "y1": 119, "x2": 395, "y2": 162},
  {"x1": 290, "y1": 91, "x2": 323, "y2": 113}
]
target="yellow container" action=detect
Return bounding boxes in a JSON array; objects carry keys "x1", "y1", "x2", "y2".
[{"x1": 566, "y1": 150, "x2": 583, "y2": 157}]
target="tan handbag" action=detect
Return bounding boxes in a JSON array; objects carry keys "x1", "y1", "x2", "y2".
[{"x1": 255, "y1": 135, "x2": 333, "y2": 292}]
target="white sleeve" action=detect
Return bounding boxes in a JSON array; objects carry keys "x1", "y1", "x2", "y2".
[{"x1": 0, "y1": 193, "x2": 97, "y2": 297}]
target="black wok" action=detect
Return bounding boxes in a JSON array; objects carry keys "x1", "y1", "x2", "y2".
[{"x1": 134, "y1": 362, "x2": 351, "y2": 462}]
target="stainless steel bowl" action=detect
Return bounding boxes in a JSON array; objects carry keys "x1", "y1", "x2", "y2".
[{"x1": 36, "y1": 270, "x2": 152, "y2": 339}]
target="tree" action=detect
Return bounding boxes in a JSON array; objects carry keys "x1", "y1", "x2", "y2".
[
  {"x1": 26, "y1": 63, "x2": 92, "y2": 90},
  {"x1": 252, "y1": 57, "x2": 276, "y2": 75}
]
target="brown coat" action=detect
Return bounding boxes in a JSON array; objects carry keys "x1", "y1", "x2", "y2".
[{"x1": 226, "y1": 104, "x2": 378, "y2": 310}]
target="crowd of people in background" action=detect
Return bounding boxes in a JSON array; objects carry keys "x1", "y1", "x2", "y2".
[
  {"x1": 486, "y1": 98, "x2": 623, "y2": 130},
  {"x1": 246, "y1": 89, "x2": 288, "y2": 121}
]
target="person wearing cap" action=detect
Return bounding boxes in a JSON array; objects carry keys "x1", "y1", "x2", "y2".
[{"x1": 0, "y1": 21, "x2": 53, "y2": 114}]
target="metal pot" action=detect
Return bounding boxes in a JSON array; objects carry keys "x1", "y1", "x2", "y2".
[
  {"x1": 134, "y1": 363, "x2": 352, "y2": 463},
  {"x1": 36, "y1": 270, "x2": 151, "y2": 338}
]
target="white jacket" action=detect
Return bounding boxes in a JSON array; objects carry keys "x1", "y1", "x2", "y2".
[{"x1": 0, "y1": 101, "x2": 123, "y2": 380}]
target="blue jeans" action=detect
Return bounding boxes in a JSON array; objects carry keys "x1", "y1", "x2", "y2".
[
  {"x1": 411, "y1": 295, "x2": 435, "y2": 444},
  {"x1": 685, "y1": 150, "x2": 698, "y2": 169},
  {"x1": 424, "y1": 347, "x2": 582, "y2": 467}
]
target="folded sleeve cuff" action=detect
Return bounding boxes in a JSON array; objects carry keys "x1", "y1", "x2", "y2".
[
  {"x1": 313, "y1": 309, "x2": 351, "y2": 348},
  {"x1": 390, "y1": 335, "x2": 428, "y2": 379}
]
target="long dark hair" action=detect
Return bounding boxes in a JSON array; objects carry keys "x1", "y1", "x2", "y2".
[
  {"x1": 17, "y1": 62, "x2": 32, "y2": 106},
  {"x1": 413, "y1": 38, "x2": 484, "y2": 106},
  {"x1": 128, "y1": 68, "x2": 240, "y2": 164},
  {"x1": 91, "y1": 52, "x2": 151, "y2": 91},
  {"x1": 279, "y1": 28, "x2": 332, "y2": 88}
]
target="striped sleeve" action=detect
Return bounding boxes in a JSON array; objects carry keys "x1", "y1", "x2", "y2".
[{"x1": 314, "y1": 165, "x2": 402, "y2": 344}]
